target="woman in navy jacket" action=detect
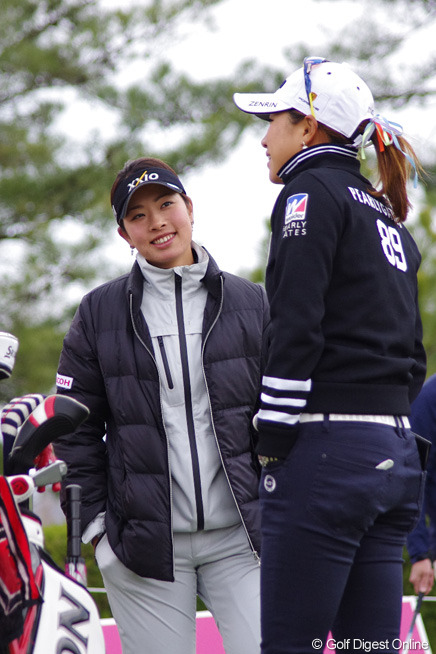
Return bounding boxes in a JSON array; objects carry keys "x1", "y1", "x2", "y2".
[
  {"x1": 54, "y1": 157, "x2": 270, "y2": 654},
  {"x1": 234, "y1": 58, "x2": 426, "y2": 653}
]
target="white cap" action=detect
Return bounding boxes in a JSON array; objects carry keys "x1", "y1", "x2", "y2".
[{"x1": 233, "y1": 60, "x2": 375, "y2": 140}]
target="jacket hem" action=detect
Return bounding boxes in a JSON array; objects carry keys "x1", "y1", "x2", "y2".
[{"x1": 305, "y1": 382, "x2": 411, "y2": 415}]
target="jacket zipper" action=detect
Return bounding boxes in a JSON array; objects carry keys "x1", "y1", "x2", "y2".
[
  {"x1": 157, "y1": 336, "x2": 174, "y2": 389},
  {"x1": 130, "y1": 281, "x2": 259, "y2": 565},
  {"x1": 174, "y1": 273, "x2": 205, "y2": 531},
  {"x1": 129, "y1": 294, "x2": 176, "y2": 578},
  {"x1": 201, "y1": 277, "x2": 260, "y2": 564}
]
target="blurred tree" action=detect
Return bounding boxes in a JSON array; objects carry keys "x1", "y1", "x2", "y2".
[
  {"x1": 286, "y1": 0, "x2": 436, "y2": 109},
  {"x1": 2, "y1": 0, "x2": 436, "y2": 398},
  {"x1": 0, "y1": 0, "x2": 280, "y2": 398}
]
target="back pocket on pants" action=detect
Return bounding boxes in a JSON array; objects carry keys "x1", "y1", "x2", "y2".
[{"x1": 307, "y1": 451, "x2": 389, "y2": 536}]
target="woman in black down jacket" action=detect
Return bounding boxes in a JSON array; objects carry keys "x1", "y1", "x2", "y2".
[{"x1": 54, "y1": 157, "x2": 270, "y2": 654}]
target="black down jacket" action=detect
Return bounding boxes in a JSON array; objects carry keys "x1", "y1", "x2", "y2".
[{"x1": 54, "y1": 254, "x2": 270, "y2": 581}]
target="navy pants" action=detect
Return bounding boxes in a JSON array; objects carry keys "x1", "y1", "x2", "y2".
[{"x1": 259, "y1": 417, "x2": 425, "y2": 654}]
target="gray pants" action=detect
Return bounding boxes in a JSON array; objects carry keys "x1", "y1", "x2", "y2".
[{"x1": 95, "y1": 524, "x2": 260, "y2": 654}]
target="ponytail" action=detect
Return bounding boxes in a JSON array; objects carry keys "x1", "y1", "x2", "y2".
[
  {"x1": 358, "y1": 116, "x2": 423, "y2": 223},
  {"x1": 289, "y1": 110, "x2": 422, "y2": 223},
  {"x1": 369, "y1": 133, "x2": 422, "y2": 223}
]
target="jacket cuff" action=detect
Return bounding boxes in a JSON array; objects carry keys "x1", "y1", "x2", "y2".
[
  {"x1": 255, "y1": 422, "x2": 300, "y2": 458},
  {"x1": 82, "y1": 511, "x2": 106, "y2": 544},
  {"x1": 410, "y1": 551, "x2": 435, "y2": 564}
]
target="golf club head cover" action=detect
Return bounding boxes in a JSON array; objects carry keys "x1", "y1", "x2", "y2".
[{"x1": 0, "y1": 393, "x2": 52, "y2": 484}]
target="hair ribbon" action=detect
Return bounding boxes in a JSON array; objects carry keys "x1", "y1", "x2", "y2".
[{"x1": 360, "y1": 114, "x2": 418, "y2": 187}]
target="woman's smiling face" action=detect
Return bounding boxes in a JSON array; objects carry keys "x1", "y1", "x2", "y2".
[{"x1": 118, "y1": 184, "x2": 194, "y2": 269}]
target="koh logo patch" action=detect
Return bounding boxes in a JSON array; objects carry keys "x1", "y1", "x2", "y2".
[
  {"x1": 56, "y1": 373, "x2": 74, "y2": 389},
  {"x1": 285, "y1": 193, "x2": 308, "y2": 224}
]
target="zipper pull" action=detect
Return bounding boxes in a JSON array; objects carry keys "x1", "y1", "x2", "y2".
[{"x1": 157, "y1": 336, "x2": 174, "y2": 389}]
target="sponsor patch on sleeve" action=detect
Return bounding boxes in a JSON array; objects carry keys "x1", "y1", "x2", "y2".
[
  {"x1": 285, "y1": 193, "x2": 308, "y2": 224},
  {"x1": 56, "y1": 373, "x2": 74, "y2": 389},
  {"x1": 283, "y1": 193, "x2": 308, "y2": 238}
]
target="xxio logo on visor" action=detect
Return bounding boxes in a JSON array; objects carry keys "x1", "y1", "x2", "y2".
[{"x1": 127, "y1": 171, "x2": 160, "y2": 192}]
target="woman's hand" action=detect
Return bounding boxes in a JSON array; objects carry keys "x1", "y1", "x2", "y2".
[{"x1": 409, "y1": 559, "x2": 435, "y2": 595}]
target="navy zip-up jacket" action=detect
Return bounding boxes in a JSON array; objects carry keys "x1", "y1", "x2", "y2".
[
  {"x1": 257, "y1": 144, "x2": 426, "y2": 457},
  {"x1": 54, "y1": 253, "x2": 270, "y2": 581}
]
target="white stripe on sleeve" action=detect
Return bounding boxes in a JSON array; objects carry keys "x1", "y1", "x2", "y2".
[
  {"x1": 260, "y1": 393, "x2": 306, "y2": 408},
  {"x1": 257, "y1": 409, "x2": 301, "y2": 426},
  {"x1": 262, "y1": 376, "x2": 312, "y2": 392}
]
